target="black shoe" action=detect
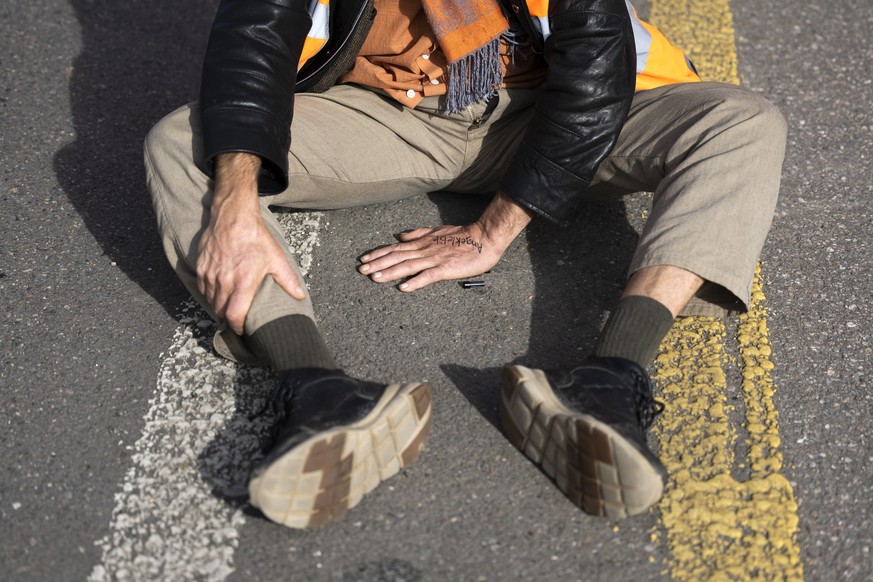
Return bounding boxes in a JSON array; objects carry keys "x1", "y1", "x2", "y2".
[
  {"x1": 248, "y1": 368, "x2": 432, "y2": 528},
  {"x1": 499, "y1": 357, "x2": 667, "y2": 518}
]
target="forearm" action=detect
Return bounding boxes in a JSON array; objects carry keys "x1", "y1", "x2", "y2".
[
  {"x1": 211, "y1": 152, "x2": 262, "y2": 219},
  {"x1": 475, "y1": 190, "x2": 535, "y2": 251}
]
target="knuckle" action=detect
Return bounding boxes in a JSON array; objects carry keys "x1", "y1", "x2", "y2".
[
  {"x1": 416, "y1": 270, "x2": 435, "y2": 284},
  {"x1": 216, "y1": 274, "x2": 233, "y2": 289}
]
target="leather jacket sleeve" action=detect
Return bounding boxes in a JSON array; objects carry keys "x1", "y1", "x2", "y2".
[
  {"x1": 198, "y1": 0, "x2": 634, "y2": 213},
  {"x1": 500, "y1": 0, "x2": 636, "y2": 224},
  {"x1": 200, "y1": 0, "x2": 311, "y2": 193}
]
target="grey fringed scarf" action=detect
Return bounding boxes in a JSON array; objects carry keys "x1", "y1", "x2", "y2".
[{"x1": 419, "y1": 0, "x2": 510, "y2": 112}]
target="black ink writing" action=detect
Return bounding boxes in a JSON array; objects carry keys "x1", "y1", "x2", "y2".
[{"x1": 432, "y1": 235, "x2": 483, "y2": 254}]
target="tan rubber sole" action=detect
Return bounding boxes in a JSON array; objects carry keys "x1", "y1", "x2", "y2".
[
  {"x1": 499, "y1": 365, "x2": 663, "y2": 518},
  {"x1": 249, "y1": 382, "x2": 432, "y2": 528}
]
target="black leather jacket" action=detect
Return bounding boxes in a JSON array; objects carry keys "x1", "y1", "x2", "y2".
[{"x1": 200, "y1": 0, "x2": 635, "y2": 223}]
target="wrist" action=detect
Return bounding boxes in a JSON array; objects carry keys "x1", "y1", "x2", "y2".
[
  {"x1": 212, "y1": 152, "x2": 262, "y2": 216},
  {"x1": 476, "y1": 191, "x2": 533, "y2": 249}
]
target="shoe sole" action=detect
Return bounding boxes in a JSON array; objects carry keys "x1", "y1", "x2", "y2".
[
  {"x1": 499, "y1": 365, "x2": 663, "y2": 518},
  {"x1": 249, "y1": 382, "x2": 432, "y2": 528}
]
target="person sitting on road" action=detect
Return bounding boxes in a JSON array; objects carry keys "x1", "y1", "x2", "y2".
[{"x1": 144, "y1": 0, "x2": 786, "y2": 527}]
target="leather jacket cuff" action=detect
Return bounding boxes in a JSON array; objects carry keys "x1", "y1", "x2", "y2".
[
  {"x1": 500, "y1": 146, "x2": 589, "y2": 226},
  {"x1": 201, "y1": 106, "x2": 290, "y2": 194}
]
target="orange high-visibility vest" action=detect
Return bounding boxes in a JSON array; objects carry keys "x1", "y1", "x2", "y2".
[
  {"x1": 525, "y1": 0, "x2": 701, "y2": 90},
  {"x1": 298, "y1": 0, "x2": 701, "y2": 91}
]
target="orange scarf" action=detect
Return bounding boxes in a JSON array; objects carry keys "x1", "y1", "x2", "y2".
[{"x1": 419, "y1": 0, "x2": 511, "y2": 111}]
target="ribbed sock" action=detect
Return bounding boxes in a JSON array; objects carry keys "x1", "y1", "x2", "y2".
[
  {"x1": 592, "y1": 295, "x2": 675, "y2": 369},
  {"x1": 245, "y1": 315, "x2": 337, "y2": 374}
]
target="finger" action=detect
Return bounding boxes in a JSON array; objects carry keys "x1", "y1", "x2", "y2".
[
  {"x1": 198, "y1": 277, "x2": 213, "y2": 306},
  {"x1": 225, "y1": 301, "x2": 251, "y2": 335},
  {"x1": 360, "y1": 244, "x2": 423, "y2": 270},
  {"x1": 272, "y1": 260, "x2": 306, "y2": 301},
  {"x1": 359, "y1": 245, "x2": 390, "y2": 265},
  {"x1": 195, "y1": 259, "x2": 211, "y2": 298},
  {"x1": 397, "y1": 267, "x2": 444, "y2": 292},
  {"x1": 397, "y1": 227, "x2": 437, "y2": 241},
  {"x1": 362, "y1": 228, "x2": 456, "y2": 262},
  {"x1": 360, "y1": 248, "x2": 437, "y2": 277},
  {"x1": 200, "y1": 274, "x2": 217, "y2": 310},
  {"x1": 360, "y1": 240, "x2": 424, "y2": 264},
  {"x1": 224, "y1": 276, "x2": 259, "y2": 335},
  {"x1": 368, "y1": 255, "x2": 441, "y2": 283},
  {"x1": 211, "y1": 277, "x2": 232, "y2": 321}
]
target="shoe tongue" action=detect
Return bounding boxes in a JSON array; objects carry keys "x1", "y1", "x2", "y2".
[
  {"x1": 273, "y1": 368, "x2": 349, "y2": 413},
  {"x1": 277, "y1": 367, "x2": 344, "y2": 394},
  {"x1": 291, "y1": 373, "x2": 355, "y2": 405},
  {"x1": 548, "y1": 366, "x2": 623, "y2": 390},
  {"x1": 549, "y1": 369, "x2": 642, "y2": 427},
  {"x1": 291, "y1": 375, "x2": 384, "y2": 429},
  {"x1": 588, "y1": 388, "x2": 640, "y2": 425}
]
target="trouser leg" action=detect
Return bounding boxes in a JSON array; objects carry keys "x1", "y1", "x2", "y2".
[
  {"x1": 143, "y1": 87, "x2": 466, "y2": 348},
  {"x1": 144, "y1": 85, "x2": 537, "y2": 361},
  {"x1": 144, "y1": 102, "x2": 321, "y2": 363},
  {"x1": 266, "y1": 85, "x2": 539, "y2": 209},
  {"x1": 587, "y1": 82, "x2": 788, "y2": 316},
  {"x1": 144, "y1": 103, "x2": 318, "y2": 329}
]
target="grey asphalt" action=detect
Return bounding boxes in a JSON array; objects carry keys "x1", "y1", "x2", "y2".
[{"x1": 1, "y1": 0, "x2": 871, "y2": 580}]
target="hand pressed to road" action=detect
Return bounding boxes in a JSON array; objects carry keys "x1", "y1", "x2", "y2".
[
  {"x1": 358, "y1": 224, "x2": 503, "y2": 291},
  {"x1": 358, "y1": 191, "x2": 534, "y2": 291},
  {"x1": 196, "y1": 153, "x2": 306, "y2": 335}
]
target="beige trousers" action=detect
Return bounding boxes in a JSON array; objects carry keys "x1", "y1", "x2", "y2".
[{"x1": 144, "y1": 82, "x2": 786, "y2": 361}]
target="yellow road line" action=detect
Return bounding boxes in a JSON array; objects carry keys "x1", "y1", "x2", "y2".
[{"x1": 648, "y1": 1, "x2": 803, "y2": 579}]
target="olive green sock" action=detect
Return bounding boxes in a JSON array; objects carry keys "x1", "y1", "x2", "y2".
[
  {"x1": 245, "y1": 315, "x2": 337, "y2": 374},
  {"x1": 592, "y1": 295, "x2": 675, "y2": 369}
]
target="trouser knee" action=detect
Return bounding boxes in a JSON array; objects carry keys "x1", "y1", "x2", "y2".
[
  {"x1": 728, "y1": 93, "x2": 787, "y2": 210},
  {"x1": 740, "y1": 92, "x2": 787, "y2": 146},
  {"x1": 709, "y1": 88, "x2": 787, "y2": 153},
  {"x1": 678, "y1": 87, "x2": 787, "y2": 203},
  {"x1": 143, "y1": 103, "x2": 204, "y2": 209},
  {"x1": 142, "y1": 103, "x2": 210, "y2": 281}
]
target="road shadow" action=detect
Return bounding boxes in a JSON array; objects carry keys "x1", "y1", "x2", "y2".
[
  {"x1": 518, "y1": 198, "x2": 638, "y2": 365},
  {"x1": 196, "y1": 360, "x2": 279, "y2": 517},
  {"x1": 191, "y1": 187, "x2": 640, "y2": 519},
  {"x1": 54, "y1": 0, "x2": 219, "y2": 318},
  {"x1": 436, "y1": 193, "x2": 640, "y2": 428}
]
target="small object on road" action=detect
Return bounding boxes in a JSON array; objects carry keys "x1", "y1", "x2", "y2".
[{"x1": 461, "y1": 281, "x2": 485, "y2": 289}]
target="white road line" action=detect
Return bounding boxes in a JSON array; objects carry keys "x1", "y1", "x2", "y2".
[{"x1": 89, "y1": 212, "x2": 323, "y2": 581}]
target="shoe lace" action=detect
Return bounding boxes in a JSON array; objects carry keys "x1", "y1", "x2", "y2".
[
  {"x1": 632, "y1": 373, "x2": 665, "y2": 430},
  {"x1": 270, "y1": 372, "x2": 355, "y2": 414}
]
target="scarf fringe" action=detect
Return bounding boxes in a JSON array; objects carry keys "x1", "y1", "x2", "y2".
[{"x1": 445, "y1": 37, "x2": 504, "y2": 114}]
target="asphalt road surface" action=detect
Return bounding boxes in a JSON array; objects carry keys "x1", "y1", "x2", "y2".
[{"x1": 1, "y1": 0, "x2": 871, "y2": 580}]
